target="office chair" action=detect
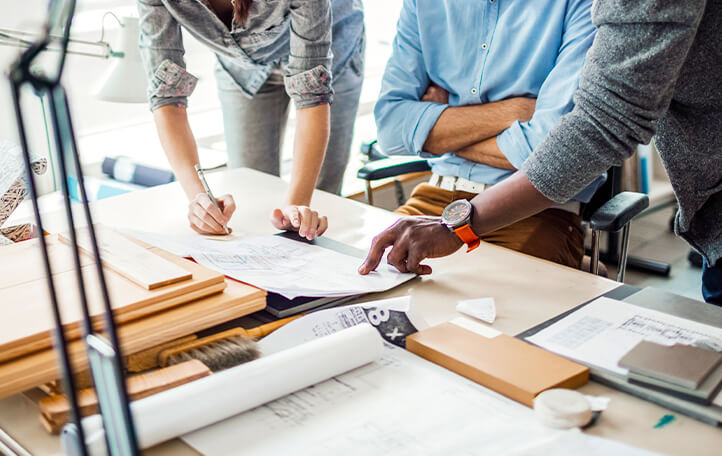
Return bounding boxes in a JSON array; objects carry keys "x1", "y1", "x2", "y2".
[{"x1": 357, "y1": 141, "x2": 649, "y2": 283}]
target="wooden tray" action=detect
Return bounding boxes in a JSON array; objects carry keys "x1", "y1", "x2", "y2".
[
  {"x1": 0, "y1": 279, "x2": 266, "y2": 399},
  {"x1": 0, "y1": 235, "x2": 226, "y2": 363}
]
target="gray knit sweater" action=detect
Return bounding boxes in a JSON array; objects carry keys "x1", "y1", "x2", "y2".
[{"x1": 523, "y1": 0, "x2": 722, "y2": 264}]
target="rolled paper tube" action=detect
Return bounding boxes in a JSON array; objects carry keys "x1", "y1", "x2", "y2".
[{"x1": 78, "y1": 324, "x2": 383, "y2": 454}]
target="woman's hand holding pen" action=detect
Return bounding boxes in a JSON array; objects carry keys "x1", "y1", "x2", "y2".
[
  {"x1": 188, "y1": 192, "x2": 236, "y2": 235},
  {"x1": 271, "y1": 205, "x2": 328, "y2": 240}
]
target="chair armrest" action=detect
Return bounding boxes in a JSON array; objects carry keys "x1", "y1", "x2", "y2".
[
  {"x1": 589, "y1": 191, "x2": 650, "y2": 232},
  {"x1": 357, "y1": 157, "x2": 431, "y2": 181}
]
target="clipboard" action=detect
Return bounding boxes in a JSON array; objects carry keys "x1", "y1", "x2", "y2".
[{"x1": 516, "y1": 285, "x2": 722, "y2": 426}]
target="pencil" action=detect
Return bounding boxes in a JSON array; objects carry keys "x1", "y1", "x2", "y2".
[{"x1": 194, "y1": 164, "x2": 230, "y2": 234}]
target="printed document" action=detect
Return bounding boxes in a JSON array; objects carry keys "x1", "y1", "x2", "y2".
[
  {"x1": 526, "y1": 297, "x2": 722, "y2": 376},
  {"x1": 123, "y1": 231, "x2": 414, "y2": 299},
  {"x1": 190, "y1": 235, "x2": 413, "y2": 299}
]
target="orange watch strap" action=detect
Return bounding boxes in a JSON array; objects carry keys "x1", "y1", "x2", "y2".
[{"x1": 453, "y1": 224, "x2": 480, "y2": 252}]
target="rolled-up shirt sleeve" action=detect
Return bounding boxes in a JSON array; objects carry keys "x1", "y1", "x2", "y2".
[
  {"x1": 137, "y1": 0, "x2": 198, "y2": 111},
  {"x1": 284, "y1": 0, "x2": 333, "y2": 108},
  {"x1": 496, "y1": 0, "x2": 595, "y2": 170},
  {"x1": 522, "y1": 0, "x2": 706, "y2": 203},
  {"x1": 373, "y1": 0, "x2": 447, "y2": 157}
]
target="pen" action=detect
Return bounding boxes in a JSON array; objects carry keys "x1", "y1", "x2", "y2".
[{"x1": 194, "y1": 164, "x2": 230, "y2": 234}]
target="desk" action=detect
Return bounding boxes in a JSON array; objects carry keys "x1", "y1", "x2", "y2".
[{"x1": 0, "y1": 169, "x2": 719, "y2": 455}]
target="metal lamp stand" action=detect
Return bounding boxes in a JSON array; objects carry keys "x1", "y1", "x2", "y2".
[{"x1": 8, "y1": 1, "x2": 139, "y2": 454}]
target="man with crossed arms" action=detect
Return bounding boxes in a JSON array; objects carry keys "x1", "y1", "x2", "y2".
[
  {"x1": 373, "y1": 0, "x2": 604, "y2": 270},
  {"x1": 361, "y1": 0, "x2": 722, "y2": 305}
]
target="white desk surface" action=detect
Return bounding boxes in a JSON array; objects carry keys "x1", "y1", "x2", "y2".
[{"x1": 0, "y1": 168, "x2": 719, "y2": 455}]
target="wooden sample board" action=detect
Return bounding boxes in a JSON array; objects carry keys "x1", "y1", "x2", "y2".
[
  {"x1": 0, "y1": 234, "x2": 225, "y2": 363},
  {"x1": 58, "y1": 225, "x2": 192, "y2": 290},
  {"x1": 39, "y1": 360, "x2": 212, "y2": 433},
  {"x1": 0, "y1": 279, "x2": 266, "y2": 399}
]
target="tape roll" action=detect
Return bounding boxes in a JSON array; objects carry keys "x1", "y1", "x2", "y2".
[{"x1": 533, "y1": 388, "x2": 593, "y2": 429}]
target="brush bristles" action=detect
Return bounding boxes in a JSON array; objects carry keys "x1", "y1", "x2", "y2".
[{"x1": 166, "y1": 336, "x2": 261, "y2": 372}]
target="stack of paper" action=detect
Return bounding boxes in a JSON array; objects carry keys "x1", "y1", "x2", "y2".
[{"x1": 125, "y1": 231, "x2": 415, "y2": 299}]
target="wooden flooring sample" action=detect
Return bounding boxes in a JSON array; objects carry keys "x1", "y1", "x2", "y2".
[
  {"x1": 0, "y1": 279, "x2": 266, "y2": 399},
  {"x1": 58, "y1": 225, "x2": 192, "y2": 290},
  {"x1": 39, "y1": 359, "x2": 211, "y2": 431},
  {"x1": 0, "y1": 236, "x2": 226, "y2": 363}
]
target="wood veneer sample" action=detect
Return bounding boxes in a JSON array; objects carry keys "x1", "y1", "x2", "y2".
[
  {"x1": 406, "y1": 322, "x2": 589, "y2": 407},
  {"x1": 58, "y1": 225, "x2": 192, "y2": 290},
  {"x1": 0, "y1": 236, "x2": 225, "y2": 363},
  {"x1": 0, "y1": 279, "x2": 266, "y2": 399},
  {"x1": 39, "y1": 359, "x2": 212, "y2": 431}
]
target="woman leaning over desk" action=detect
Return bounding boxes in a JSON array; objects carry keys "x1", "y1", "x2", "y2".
[{"x1": 137, "y1": 0, "x2": 365, "y2": 239}]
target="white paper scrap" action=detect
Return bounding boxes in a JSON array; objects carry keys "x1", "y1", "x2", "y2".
[{"x1": 457, "y1": 297, "x2": 497, "y2": 323}]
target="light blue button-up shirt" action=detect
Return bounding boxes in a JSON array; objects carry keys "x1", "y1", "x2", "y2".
[{"x1": 374, "y1": 0, "x2": 605, "y2": 202}]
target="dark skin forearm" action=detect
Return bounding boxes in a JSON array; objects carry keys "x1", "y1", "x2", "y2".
[
  {"x1": 358, "y1": 170, "x2": 553, "y2": 276},
  {"x1": 423, "y1": 97, "x2": 535, "y2": 155},
  {"x1": 455, "y1": 136, "x2": 515, "y2": 170},
  {"x1": 468, "y1": 171, "x2": 554, "y2": 236}
]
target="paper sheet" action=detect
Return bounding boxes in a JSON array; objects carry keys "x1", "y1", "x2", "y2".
[
  {"x1": 123, "y1": 230, "x2": 414, "y2": 299},
  {"x1": 182, "y1": 298, "x2": 567, "y2": 456},
  {"x1": 191, "y1": 235, "x2": 414, "y2": 299},
  {"x1": 526, "y1": 297, "x2": 722, "y2": 377},
  {"x1": 81, "y1": 324, "x2": 383, "y2": 455}
]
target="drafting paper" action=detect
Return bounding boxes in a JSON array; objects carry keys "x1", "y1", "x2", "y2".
[
  {"x1": 183, "y1": 342, "x2": 566, "y2": 456},
  {"x1": 80, "y1": 324, "x2": 383, "y2": 455},
  {"x1": 124, "y1": 231, "x2": 414, "y2": 299},
  {"x1": 191, "y1": 235, "x2": 414, "y2": 299},
  {"x1": 526, "y1": 297, "x2": 722, "y2": 377}
]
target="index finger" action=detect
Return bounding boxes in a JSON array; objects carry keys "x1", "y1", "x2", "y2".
[{"x1": 358, "y1": 229, "x2": 398, "y2": 275}]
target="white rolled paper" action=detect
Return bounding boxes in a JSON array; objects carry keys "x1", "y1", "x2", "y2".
[{"x1": 80, "y1": 323, "x2": 383, "y2": 455}]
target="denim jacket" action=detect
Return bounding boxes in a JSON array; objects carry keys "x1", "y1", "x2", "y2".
[{"x1": 137, "y1": 0, "x2": 364, "y2": 110}]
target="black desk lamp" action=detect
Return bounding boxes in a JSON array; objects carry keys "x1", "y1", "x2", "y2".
[{"x1": 8, "y1": 1, "x2": 139, "y2": 454}]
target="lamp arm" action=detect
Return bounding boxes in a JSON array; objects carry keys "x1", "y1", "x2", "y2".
[{"x1": 0, "y1": 27, "x2": 122, "y2": 59}]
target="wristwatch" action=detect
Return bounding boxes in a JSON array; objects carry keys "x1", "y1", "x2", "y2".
[{"x1": 441, "y1": 199, "x2": 480, "y2": 252}]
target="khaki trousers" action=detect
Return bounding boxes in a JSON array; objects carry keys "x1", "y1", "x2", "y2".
[{"x1": 395, "y1": 183, "x2": 585, "y2": 269}]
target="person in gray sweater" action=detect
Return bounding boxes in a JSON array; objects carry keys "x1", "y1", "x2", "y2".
[{"x1": 359, "y1": 0, "x2": 722, "y2": 304}]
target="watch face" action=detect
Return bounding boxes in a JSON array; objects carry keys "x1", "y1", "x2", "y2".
[{"x1": 442, "y1": 199, "x2": 472, "y2": 228}]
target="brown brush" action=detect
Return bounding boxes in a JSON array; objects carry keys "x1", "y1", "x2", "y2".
[{"x1": 158, "y1": 315, "x2": 302, "y2": 372}]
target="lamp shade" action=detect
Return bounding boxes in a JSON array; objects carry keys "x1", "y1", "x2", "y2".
[{"x1": 94, "y1": 16, "x2": 147, "y2": 103}]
